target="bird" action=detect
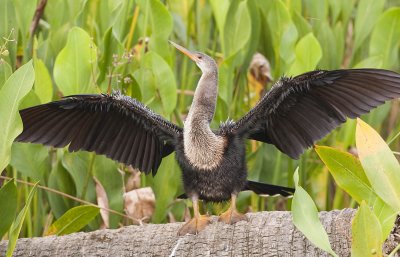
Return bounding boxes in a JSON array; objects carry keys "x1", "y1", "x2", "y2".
[{"x1": 16, "y1": 41, "x2": 400, "y2": 235}]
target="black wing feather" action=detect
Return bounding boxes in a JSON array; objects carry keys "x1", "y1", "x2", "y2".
[
  {"x1": 16, "y1": 91, "x2": 182, "y2": 175},
  {"x1": 226, "y1": 69, "x2": 400, "y2": 158}
]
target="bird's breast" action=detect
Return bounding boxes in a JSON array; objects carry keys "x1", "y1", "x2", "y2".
[{"x1": 183, "y1": 127, "x2": 226, "y2": 171}]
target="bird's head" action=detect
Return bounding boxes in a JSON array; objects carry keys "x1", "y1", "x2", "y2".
[{"x1": 170, "y1": 41, "x2": 217, "y2": 74}]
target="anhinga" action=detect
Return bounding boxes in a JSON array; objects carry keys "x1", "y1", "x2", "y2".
[{"x1": 16, "y1": 42, "x2": 400, "y2": 235}]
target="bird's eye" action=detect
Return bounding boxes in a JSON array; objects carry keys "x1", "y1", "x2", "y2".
[{"x1": 198, "y1": 55, "x2": 202, "y2": 59}]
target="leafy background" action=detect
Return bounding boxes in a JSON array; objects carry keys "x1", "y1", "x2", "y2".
[{"x1": 0, "y1": 0, "x2": 400, "y2": 254}]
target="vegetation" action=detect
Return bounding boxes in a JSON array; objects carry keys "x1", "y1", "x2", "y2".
[{"x1": 0, "y1": 0, "x2": 399, "y2": 256}]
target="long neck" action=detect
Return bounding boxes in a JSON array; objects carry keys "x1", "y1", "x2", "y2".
[
  {"x1": 183, "y1": 66, "x2": 225, "y2": 170},
  {"x1": 187, "y1": 68, "x2": 218, "y2": 126}
]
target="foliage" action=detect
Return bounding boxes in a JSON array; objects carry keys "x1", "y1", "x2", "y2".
[
  {"x1": 45, "y1": 205, "x2": 100, "y2": 236},
  {"x1": 0, "y1": 1, "x2": 399, "y2": 255},
  {"x1": 292, "y1": 168, "x2": 338, "y2": 257},
  {"x1": 311, "y1": 119, "x2": 400, "y2": 255}
]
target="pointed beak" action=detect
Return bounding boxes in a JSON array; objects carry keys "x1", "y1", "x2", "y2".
[{"x1": 169, "y1": 41, "x2": 199, "y2": 62}]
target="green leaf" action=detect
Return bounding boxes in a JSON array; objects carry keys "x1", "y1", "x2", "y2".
[
  {"x1": 33, "y1": 57, "x2": 53, "y2": 103},
  {"x1": 47, "y1": 159, "x2": 76, "y2": 219},
  {"x1": 373, "y1": 198, "x2": 397, "y2": 240},
  {"x1": 0, "y1": 61, "x2": 12, "y2": 89},
  {"x1": 353, "y1": 0, "x2": 385, "y2": 52},
  {"x1": 10, "y1": 143, "x2": 50, "y2": 181},
  {"x1": 98, "y1": 27, "x2": 124, "y2": 85},
  {"x1": 263, "y1": 0, "x2": 298, "y2": 66},
  {"x1": 369, "y1": 8, "x2": 400, "y2": 69},
  {"x1": 136, "y1": 0, "x2": 173, "y2": 62},
  {"x1": 288, "y1": 33, "x2": 322, "y2": 76},
  {"x1": 210, "y1": 0, "x2": 230, "y2": 47},
  {"x1": 6, "y1": 182, "x2": 37, "y2": 257},
  {"x1": 292, "y1": 168, "x2": 339, "y2": 257},
  {"x1": 13, "y1": 0, "x2": 38, "y2": 40},
  {"x1": 62, "y1": 151, "x2": 94, "y2": 200},
  {"x1": 46, "y1": 205, "x2": 99, "y2": 236},
  {"x1": 53, "y1": 27, "x2": 97, "y2": 96},
  {"x1": 223, "y1": 0, "x2": 251, "y2": 57},
  {"x1": 152, "y1": 154, "x2": 180, "y2": 223},
  {"x1": 315, "y1": 146, "x2": 376, "y2": 204},
  {"x1": 351, "y1": 201, "x2": 383, "y2": 257},
  {"x1": 356, "y1": 118, "x2": 400, "y2": 211},
  {"x1": 354, "y1": 55, "x2": 383, "y2": 69},
  {"x1": 0, "y1": 60, "x2": 35, "y2": 171},
  {"x1": 134, "y1": 51, "x2": 177, "y2": 115},
  {"x1": 0, "y1": 179, "x2": 17, "y2": 238}
]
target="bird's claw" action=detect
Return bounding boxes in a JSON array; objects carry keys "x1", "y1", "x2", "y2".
[
  {"x1": 177, "y1": 215, "x2": 211, "y2": 236},
  {"x1": 218, "y1": 208, "x2": 247, "y2": 224}
]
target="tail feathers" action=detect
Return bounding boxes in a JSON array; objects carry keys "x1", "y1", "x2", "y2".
[
  {"x1": 177, "y1": 180, "x2": 295, "y2": 199},
  {"x1": 245, "y1": 180, "x2": 294, "y2": 197}
]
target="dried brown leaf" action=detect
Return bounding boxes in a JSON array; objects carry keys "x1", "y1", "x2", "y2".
[
  {"x1": 124, "y1": 187, "x2": 155, "y2": 222},
  {"x1": 93, "y1": 177, "x2": 109, "y2": 228}
]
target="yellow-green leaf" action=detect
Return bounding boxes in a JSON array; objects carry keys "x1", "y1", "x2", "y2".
[
  {"x1": 373, "y1": 198, "x2": 397, "y2": 240},
  {"x1": 292, "y1": 168, "x2": 339, "y2": 257},
  {"x1": 369, "y1": 8, "x2": 400, "y2": 69},
  {"x1": 288, "y1": 33, "x2": 322, "y2": 76},
  {"x1": 33, "y1": 58, "x2": 53, "y2": 103},
  {"x1": 315, "y1": 145, "x2": 376, "y2": 204},
  {"x1": 356, "y1": 119, "x2": 400, "y2": 211},
  {"x1": 46, "y1": 205, "x2": 100, "y2": 236},
  {"x1": 0, "y1": 60, "x2": 35, "y2": 171},
  {"x1": 54, "y1": 27, "x2": 97, "y2": 96},
  {"x1": 351, "y1": 201, "x2": 383, "y2": 257}
]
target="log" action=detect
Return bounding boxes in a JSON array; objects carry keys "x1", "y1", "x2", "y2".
[{"x1": 0, "y1": 209, "x2": 399, "y2": 257}]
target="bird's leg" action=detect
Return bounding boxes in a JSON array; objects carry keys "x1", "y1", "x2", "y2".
[
  {"x1": 218, "y1": 194, "x2": 248, "y2": 224},
  {"x1": 178, "y1": 196, "x2": 211, "y2": 236}
]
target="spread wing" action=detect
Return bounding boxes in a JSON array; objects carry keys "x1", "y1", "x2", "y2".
[
  {"x1": 16, "y1": 91, "x2": 182, "y2": 175},
  {"x1": 223, "y1": 69, "x2": 400, "y2": 158}
]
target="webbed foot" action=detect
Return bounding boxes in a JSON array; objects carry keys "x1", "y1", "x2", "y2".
[{"x1": 178, "y1": 215, "x2": 211, "y2": 235}]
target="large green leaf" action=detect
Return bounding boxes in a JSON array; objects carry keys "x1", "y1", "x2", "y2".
[
  {"x1": 288, "y1": 33, "x2": 322, "y2": 76},
  {"x1": 0, "y1": 60, "x2": 35, "y2": 171},
  {"x1": 33, "y1": 57, "x2": 53, "y2": 103},
  {"x1": 0, "y1": 179, "x2": 17, "y2": 238},
  {"x1": 353, "y1": 0, "x2": 385, "y2": 52},
  {"x1": 10, "y1": 143, "x2": 50, "y2": 181},
  {"x1": 315, "y1": 146, "x2": 376, "y2": 204},
  {"x1": 46, "y1": 205, "x2": 99, "y2": 236},
  {"x1": 351, "y1": 201, "x2": 383, "y2": 257},
  {"x1": 6, "y1": 182, "x2": 37, "y2": 257},
  {"x1": 369, "y1": 8, "x2": 400, "y2": 69},
  {"x1": 223, "y1": 0, "x2": 251, "y2": 57},
  {"x1": 210, "y1": 0, "x2": 230, "y2": 47},
  {"x1": 292, "y1": 168, "x2": 338, "y2": 257},
  {"x1": 134, "y1": 51, "x2": 177, "y2": 115},
  {"x1": 152, "y1": 154, "x2": 180, "y2": 223},
  {"x1": 356, "y1": 118, "x2": 400, "y2": 211},
  {"x1": 53, "y1": 27, "x2": 97, "y2": 96}
]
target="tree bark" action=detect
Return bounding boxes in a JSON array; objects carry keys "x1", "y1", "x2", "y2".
[{"x1": 0, "y1": 209, "x2": 399, "y2": 257}]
